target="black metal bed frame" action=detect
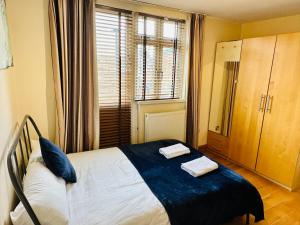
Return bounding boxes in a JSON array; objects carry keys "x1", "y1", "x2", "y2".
[
  {"x1": 7, "y1": 115, "x2": 251, "y2": 225},
  {"x1": 7, "y1": 115, "x2": 41, "y2": 225}
]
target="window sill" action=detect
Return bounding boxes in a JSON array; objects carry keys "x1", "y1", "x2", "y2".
[{"x1": 136, "y1": 99, "x2": 186, "y2": 105}]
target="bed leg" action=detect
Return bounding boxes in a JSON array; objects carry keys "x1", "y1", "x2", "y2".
[{"x1": 246, "y1": 213, "x2": 250, "y2": 225}]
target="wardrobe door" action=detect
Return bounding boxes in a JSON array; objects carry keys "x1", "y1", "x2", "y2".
[
  {"x1": 256, "y1": 33, "x2": 300, "y2": 188},
  {"x1": 228, "y1": 36, "x2": 276, "y2": 169}
]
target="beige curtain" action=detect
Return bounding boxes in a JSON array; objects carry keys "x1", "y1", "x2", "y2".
[
  {"x1": 49, "y1": 0, "x2": 99, "y2": 153},
  {"x1": 186, "y1": 14, "x2": 204, "y2": 148}
]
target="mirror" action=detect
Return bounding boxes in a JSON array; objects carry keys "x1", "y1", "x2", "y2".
[{"x1": 209, "y1": 40, "x2": 242, "y2": 137}]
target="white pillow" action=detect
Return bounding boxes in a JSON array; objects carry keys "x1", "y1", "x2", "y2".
[
  {"x1": 28, "y1": 139, "x2": 42, "y2": 164},
  {"x1": 10, "y1": 161, "x2": 69, "y2": 225}
]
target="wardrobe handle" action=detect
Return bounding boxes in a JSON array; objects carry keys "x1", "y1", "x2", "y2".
[
  {"x1": 258, "y1": 95, "x2": 266, "y2": 112},
  {"x1": 266, "y1": 96, "x2": 273, "y2": 113}
]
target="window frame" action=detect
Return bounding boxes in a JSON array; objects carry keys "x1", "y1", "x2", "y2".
[{"x1": 134, "y1": 13, "x2": 186, "y2": 101}]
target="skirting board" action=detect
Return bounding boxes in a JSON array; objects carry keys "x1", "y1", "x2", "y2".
[{"x1": 198, "y1": 144, "x2": 208, "y2": 151}]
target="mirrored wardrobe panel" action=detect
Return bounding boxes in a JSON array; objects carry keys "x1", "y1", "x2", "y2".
[
  {"x1": 209, "y1": 40, "x2": 242, "y2": 136},
  {"x1": 207, "y1": 40, "x2": 242, "y2": 156}
]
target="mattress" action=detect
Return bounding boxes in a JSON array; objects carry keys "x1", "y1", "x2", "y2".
[
  {"x1": 66, "y1": 141, "x2": 263, "y2": 225},
  {"x1": 66, "y1": 147, "x2": 170, "y2": 225}
]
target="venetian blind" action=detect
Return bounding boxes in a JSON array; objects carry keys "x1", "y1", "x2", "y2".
[
  {"x1": 95, "y1": 7, "x2": 133, "y2": 148},
  {"x1": 135, "y1": 14, "x2": 185, "y2": 100}
]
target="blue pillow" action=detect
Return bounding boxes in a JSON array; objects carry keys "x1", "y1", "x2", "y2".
[{"x1": 39, "y1": 137, "x2": 77, "y2": 183}]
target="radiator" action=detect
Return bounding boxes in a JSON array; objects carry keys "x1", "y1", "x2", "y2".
[{"x1": 144, "y1": 110, "x2": 186, "y2": 142}]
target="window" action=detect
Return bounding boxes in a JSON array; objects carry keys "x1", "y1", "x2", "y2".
[
  {"x1": 95, "y1": 7, "x2": 133, "y2": 148},
  {"x1": 135, "y1": 14, "x2": 185, "y2": 100},
  {"x1": 95, "y1": 6, "x2": 187, "y2": 146}
]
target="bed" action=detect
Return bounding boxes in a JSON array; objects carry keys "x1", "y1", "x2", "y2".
[{"x1": 7, "y1": 116, "x2": 264, "y2": 225}]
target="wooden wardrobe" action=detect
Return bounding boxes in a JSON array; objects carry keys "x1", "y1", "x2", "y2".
[{"x1": 229, "y1": 32, "x2": 300, "y2": 190}]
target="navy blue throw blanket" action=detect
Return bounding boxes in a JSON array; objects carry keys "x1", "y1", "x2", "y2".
[{"x1": 120, "y1": 140, "x2": 264, "y2": 225}]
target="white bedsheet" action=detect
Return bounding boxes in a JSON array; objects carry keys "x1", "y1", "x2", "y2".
[{"x1": 67, "y1": 147, "x2": 170, "y2": 225}]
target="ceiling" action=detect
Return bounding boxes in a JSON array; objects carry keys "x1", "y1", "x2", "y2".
[{"x1": 137, "y1": 0, "x2": 300, "y2": 22}]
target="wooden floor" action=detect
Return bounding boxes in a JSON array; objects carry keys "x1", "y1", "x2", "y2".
[{"x1": 204, "y1": 151, "x2": 300, "y2": 225}]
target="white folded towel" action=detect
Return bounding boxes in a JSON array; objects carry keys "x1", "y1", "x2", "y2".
[
  {"x1": 181, "y1": 156, "x2": 218, "y2": 177},
  {"x1": 159, "y1": 143, "x2": 190, "y2": 159}
]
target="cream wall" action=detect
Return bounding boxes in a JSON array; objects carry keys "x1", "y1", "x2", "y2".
[
  {"x1": 6, "y1": 0, "x2": 55, "y2": 141},
  {"x1": 0, "y1": 0, "x2": 55, "y2": 224},
  {"x1": 241, "y1": 14, "x2": 300, "y2": 38},
  {"x1": 198, "y1": 16, "x2": 242, "y2": 146},
  {"x1": 0, "y1": 68, "x2": 18, "y2": 225}
]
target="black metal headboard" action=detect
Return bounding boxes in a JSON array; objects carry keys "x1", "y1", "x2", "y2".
[{"x1": 7, "y1": 115, "x2": 42, "y2": 225}]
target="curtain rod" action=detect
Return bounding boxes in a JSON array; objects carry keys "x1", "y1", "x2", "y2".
[
  {"x1": 129, "y1": 0, "x2": 207, "y2": 16},
  {"x1": 96, "y1": 4, "x2": 133, "y2": 14},
  {"x1": 96, "y1": 4, "x2": 186, "y2": 23}
]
